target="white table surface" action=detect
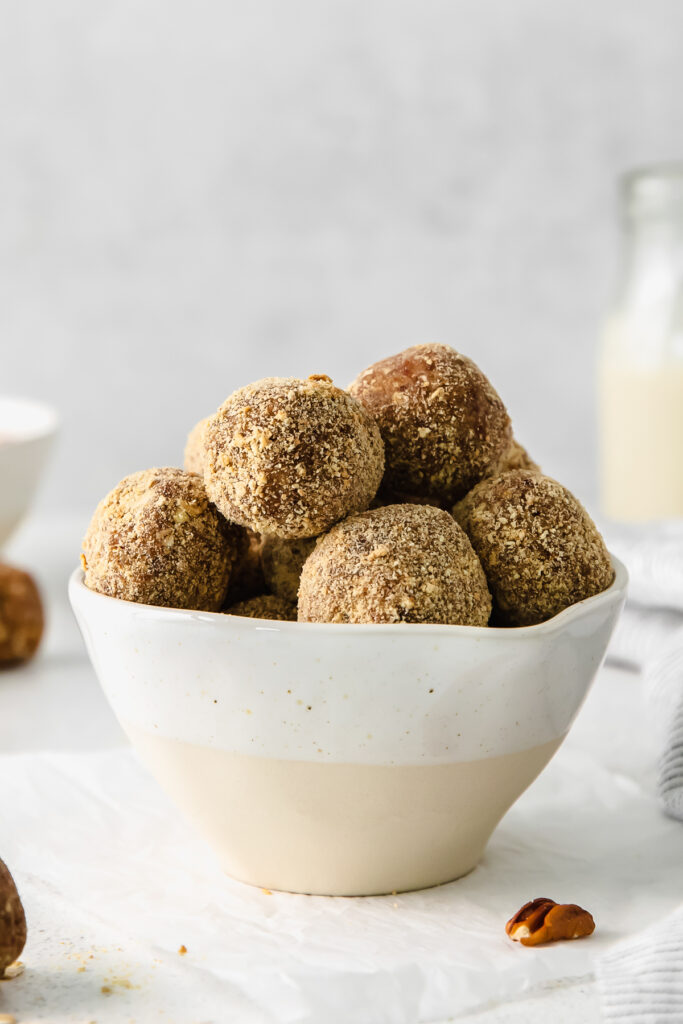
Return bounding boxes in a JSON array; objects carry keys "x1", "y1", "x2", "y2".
[{"x1": 0, "y1": 515, "x2": 661, "y2": 1024}]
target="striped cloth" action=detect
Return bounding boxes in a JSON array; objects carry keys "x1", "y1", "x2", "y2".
[
  {"x1": 598, "y1": 525, "x2": 683, "y2": 1022},
  {"x1": 660, "y1": 697, "x2": 683, "y2": 822},
  {"x1": 606, "y1": 523, "x2": 683, "y2": 822},
  {"x1": 597, "y1": 906, "x2": 683, "y2": 1023}
]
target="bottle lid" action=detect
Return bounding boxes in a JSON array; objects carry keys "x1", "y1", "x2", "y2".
[{"x1": 622, "y1": 163, "x2": 683, "y2": 223}]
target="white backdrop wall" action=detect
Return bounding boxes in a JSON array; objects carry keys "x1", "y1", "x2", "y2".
[{"x1": 2, "y1": 0, "x2": 682, "y2": 521}]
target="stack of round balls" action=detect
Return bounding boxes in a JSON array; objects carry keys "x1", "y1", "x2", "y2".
[{"x1": 82, "y1": 345, "x2": 614, "y2": 627}]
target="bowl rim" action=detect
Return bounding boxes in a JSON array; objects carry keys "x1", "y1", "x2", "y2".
[
  {"x1": 0, "y1": 395, "x2": 60, "y2": 443},
  {"x1": 68, "y1": 554, "x2": 628, "y2": 639}
]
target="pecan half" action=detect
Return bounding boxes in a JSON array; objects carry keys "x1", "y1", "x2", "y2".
[{"x1": 505, "y1": 897, "x2": 595, "y2": 947}]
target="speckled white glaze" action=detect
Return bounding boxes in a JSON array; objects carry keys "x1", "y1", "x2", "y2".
[
  {"x1": 0, "y1": 397, "x2": 58, "y2": 549},
  {"x1": 69, "y1": 560, "x2": 626, "y2": 894},
  {"x1": 70, "y1": 560, "x2": 627, "y2": 766}
]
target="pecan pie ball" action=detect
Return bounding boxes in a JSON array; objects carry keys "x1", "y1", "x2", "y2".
[
  {"x1": 298, "y1": 504, "x2": 491, "y2": 625},
  {"x1": 452, "y1": 470, "x2": 614, "y2": 626},
  {"x1": 225, "y1": 594, "x2": 297, "y2": 621},
  {"x1": 82, "y1": 467, "x2": 244, "y2": 611},
  {"x1": 203, "y1": 375, "x2": 384, "y2": 539},
  {"x1": 224, "y1": 530, "x2": 265, "y2": 605},
  {"x1": 184, "y1": 416, "x2": 210, "y2": 475},
  {"x1": 489, "y1": 438, "x2": 539, "y2": 478},
  {"x1": 0, "y1": 564, "x2": 44, "y2": 666},
  {"x1": 259, "y1": 535, "x2": 316, "y2": 603},
  {"x1": 349, "y1": 344, "x2": 511, "y2": 505}
]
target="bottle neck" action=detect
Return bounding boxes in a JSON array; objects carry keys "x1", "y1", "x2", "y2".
[{"x1": 617, "y1": 219, "x2": 683, "y2": 304}]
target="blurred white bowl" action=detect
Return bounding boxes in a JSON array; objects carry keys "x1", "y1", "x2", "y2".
[
  {"x1": 69, "y1": 558, "x2": 627, "y2": 896},
  {"x1": 0, "y1": 397, "x2": 59, "y2": 549}
]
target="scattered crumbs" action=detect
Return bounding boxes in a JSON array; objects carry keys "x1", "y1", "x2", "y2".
[
  {"x1": 3, "y1": 961, "x2": 24, "y2": 979},
  {"x1": 78, "y1": 966, "x2": 86, "y2": 973},
  {"x1": 244, "y1": 709, "x2": 252, "y2": 715},
  {"x1": 366, "y1": 733, "x2": 373, "y2": 740},
  {"x1": 296, "y1": 699, "x2": 303, "y2": 705},
  {"x1": 213, "y1": 699, "x2": 218, "y2": 704},
  {"x1": 261, "y1": 888, "x2": 272, "y2": 896},
  {"x1": 428, "y1": 688, "x2": 434, "y2": 693},
  {"x1": 392, "y1": 902, "x2": 399, "y2": 909},
  {"x1": 102, "y1": 976, "x2": 136, "y2": 992},
  {"x1": 343, "y1": 694, "x2": 349, "y2": 700},
  {"x1": 178, "y1": 945, "x2": 187, "y2": 956},
  {"x1": 317, "y1": 748, "x2": 323, "y2": 753},
  {"x1": 287, "y1": 689, "x2": 292, "y2": 694},
  {"x1": 306, "y1": 705, "x2": 312, "y2": 711}
]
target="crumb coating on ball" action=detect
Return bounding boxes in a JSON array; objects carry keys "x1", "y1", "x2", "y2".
[
  {"x1": 82, "y1": 467, "x2": 244, "y2": 610},
  {"x1": 489, "y1": 438, "x2": 539, "y2": 478},
  {"x1": 452, "y1": 470, "x2": 614, "y2": 626},
  {"x1": 298, "y1": 504, "x2": 491, "y2": 625},
  {"x1": 225, "y1": 593, "x2": 297, "y2": 621},
  {"x1": 203, "y1": 375, "x2": 384, "y2": 539},
  {"x1": 0, "y1": 564, "x2": 44, "y2": 665},
  {"x1": 184, "y1": 416, "x2": 210, "y2": 475},
  {"x1": 349, "y1": 344, "x2": 511, "y2": 505},
  {"x1": 260, "y1": 534, "x2": 317, "y2": 603}
]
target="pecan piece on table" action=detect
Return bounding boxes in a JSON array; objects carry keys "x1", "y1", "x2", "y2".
[{"x1": 505, "y1": 897, "x2": 595, "y2": 947}]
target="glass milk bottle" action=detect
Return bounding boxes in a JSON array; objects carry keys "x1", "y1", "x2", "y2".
[{"x1": 599, "y1": 165, "x2": 683, "y2": 521}]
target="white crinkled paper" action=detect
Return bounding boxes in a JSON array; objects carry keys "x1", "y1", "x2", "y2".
[{"x1": 2, "y1": 739, "x2": 683, "y2": 1024}]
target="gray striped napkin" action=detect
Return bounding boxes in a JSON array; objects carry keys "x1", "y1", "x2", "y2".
[
  {"x1": 659, "y1": 695, "x2": 683, "y2": 823},
  {"x1": 606, "y1": 523, "x2": 683, "y2": 823},
  {"x1": 597, "y1": 905, "x2": 683, "y2": 1023},
  {"x1": 598, "y1": 525, "x2": 683, "y2": 1021}
]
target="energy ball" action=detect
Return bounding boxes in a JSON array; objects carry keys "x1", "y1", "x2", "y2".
[
  {"x1": 489, "y1": 438, "x2": 539, "y2": 478},
  {"x1": 298, "y1": 504, "x2": 491, "y2": 625},
  {"x1": 349, "y1": 344, "x2": 511, "y2": 505},
  {"x1": 184, "y1": 416, "x2": 210, "y2": 475},
  {"x1": 452, "y1": 470, "x2": 614, "y2": 626},
  {"x1": 0, "y1": 564, "x2": 44, "y2": 666},
  {"x1": 0, "y1": 858, "x2": 26, "y2": 976},
  {"x1": 225, "y1": 594, "x2": 297, "y2": 621},
  {"x1": 371, "y1": 489, "x2": 447, "y2": 510},
  {"x1": 203, "y1": 375, "x2": 384, "y2": 539},
  {"x1": 82, "y1": 468, "x2": 244, "y2": 611},
  {"x1": 224, "y1": 529, "x2": 265, "y2": 605},
  {"x1": 260, "y1": 535, "x2": 317, "y2": 603}
]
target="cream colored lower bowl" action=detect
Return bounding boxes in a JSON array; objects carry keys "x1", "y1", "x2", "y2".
[{"x1": 69, "y1": 559, "x2": 627, "y2": 896}]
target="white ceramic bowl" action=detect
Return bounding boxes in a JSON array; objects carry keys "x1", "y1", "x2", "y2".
[
  {"x1": 0, "y1": 397, "x2": 59, "y2": 549},
  {"x1": 69, "y1": 558, "x2": 627, "y2": 896}
]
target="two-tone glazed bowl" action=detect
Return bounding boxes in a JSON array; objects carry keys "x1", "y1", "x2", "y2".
[{"x1": 69, "y1": 558, "x2": 627, "y2": 896}]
